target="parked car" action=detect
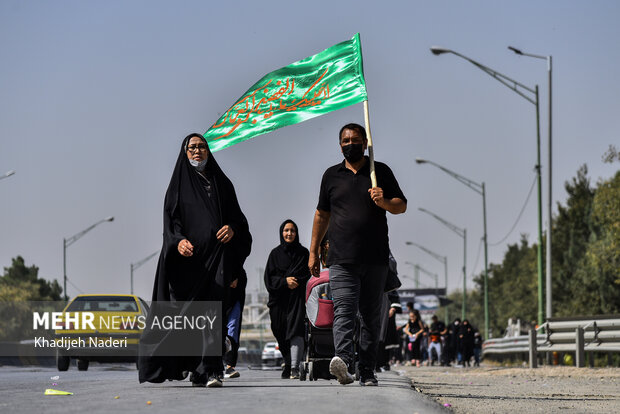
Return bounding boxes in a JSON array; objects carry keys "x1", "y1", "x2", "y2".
[
  {"x1": 261, "y1": 341, "x2": 283, "y2": 366},
  {"x1": 54, "y1": 294, "x2": 149, "y2": 371}
]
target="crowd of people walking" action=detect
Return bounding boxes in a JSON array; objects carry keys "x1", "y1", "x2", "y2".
[
  {"x1": 391, "y1": 308, "x2": 482, "y2": 368},
  {"x1": 137, "y1": 124, "x2": 481, "y2": 390}
]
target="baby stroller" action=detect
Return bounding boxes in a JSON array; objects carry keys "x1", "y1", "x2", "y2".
[{"x1": 299, "y1": 269, "x2": 359, "y2": 381}]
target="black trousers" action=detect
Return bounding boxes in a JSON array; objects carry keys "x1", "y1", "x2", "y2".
[{"x1": 329, "y1": 263, "x2": 388, "y2": 372}]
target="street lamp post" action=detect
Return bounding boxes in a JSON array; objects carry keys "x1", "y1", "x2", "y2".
[
  {"x1": 418, "y1": 207, "x2": 467, "y2": 320},
  {"x1": 63, "y1": 216, "x2": 114, "y2": 301},
  {"x1": 415, "y1": 158, "x2": 490, "y2": 339},
  {"x1": 130, "y1": 250, "x2": 159, "y2": 295},
  {"x1": 415, "y1": 263, "x2": 439, "y2": 293},
  {"x1": 404, "y1": 261, "x2": 420, "y2": 288},
  {"x1": 430, "y1": 46, "x2": 545, "y2": 327},
  {"x1": 509, "y1": 46, "x2": 553, "y2": 321},
  {"x1": 1, "y1": 170, "x2": 15, "y2": 180},
  {"x1": 405, "y1": 241, "x2": 448, "y2": 324}
]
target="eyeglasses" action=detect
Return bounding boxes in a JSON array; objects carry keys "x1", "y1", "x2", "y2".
[{"x1": 187, "y1": 144, "x2": 207, "y2": 152}]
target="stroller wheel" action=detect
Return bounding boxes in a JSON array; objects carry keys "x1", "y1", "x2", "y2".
[{"x1": 308, "y1": 361, "x2": 314, "y2": 381}]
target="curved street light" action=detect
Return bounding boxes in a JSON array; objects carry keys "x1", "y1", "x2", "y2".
[
  {"x1": 1, "y1": 170, "x2": 15, "y2": 180},
  {"x1": 406, "y1": 241, "x2": 449, "y2": 324},
  {"x1": 430, "y1": 45, "x2": 545, "y2": 327},
  {"x1": 63, "y1": 216, "x2": 114, "y2": 301},
  {"x1": 415, "y1": 158, "x2": 489, "y2": 339},
  {"x1": 418, "y1": 207, "x2": 467, "y2": 320},
  {"x1": 404, "y1": 261, "x2": 419, "y2": 288},
  {"x1": 509, "y1": 45, "x2": 553, "y2": 321},
  {"x1": 130, "y1": 250, "x2": 159, "y2": 295}
]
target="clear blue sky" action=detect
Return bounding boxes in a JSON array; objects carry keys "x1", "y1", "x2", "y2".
[{"x1": 1, "y1": 0, "x2": 619, "y2": 299}]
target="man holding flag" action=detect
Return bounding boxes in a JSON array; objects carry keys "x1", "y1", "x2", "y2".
[
  {"x1": 308, "y1": 123, "x2": 406, "y2": 386},
  {"x1": 201, "y1": 33, "x2": 407, "y2": 385}
]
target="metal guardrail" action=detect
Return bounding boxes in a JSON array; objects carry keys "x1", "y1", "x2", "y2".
[{"x1": 482, "y1": 315, "x2": 620, "y2": 367}]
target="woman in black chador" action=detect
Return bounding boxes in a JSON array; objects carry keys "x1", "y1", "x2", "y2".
[
  {"x1": 138, "y1": 133, "x2": 251, "y2": 388},
  {"x1": 264, "y1": 219, "x2": 310, "y2": 379}
]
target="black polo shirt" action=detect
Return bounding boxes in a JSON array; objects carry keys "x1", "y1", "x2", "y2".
[{"x1": 317, "y1": 156, "x2": 406, "y2": 266}]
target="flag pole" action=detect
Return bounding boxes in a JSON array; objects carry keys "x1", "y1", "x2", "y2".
[{"x1": 363, "y1": 100, "x2": 377, "y2": 188}]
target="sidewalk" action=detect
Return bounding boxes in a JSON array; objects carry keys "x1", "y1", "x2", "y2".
[{"x1": 396, "y1": 363, "x2": 620, "y2": 413}]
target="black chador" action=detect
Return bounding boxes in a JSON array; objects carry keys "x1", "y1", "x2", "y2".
[
  {"x1": 264, "y1": 220, "x2": 310, "y2": 369},
  {"x1": 138, "y1": 134, "x2": 251, "y2": 384}
]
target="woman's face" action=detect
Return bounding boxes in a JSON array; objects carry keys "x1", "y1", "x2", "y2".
[
  {"x1": 282, "y1": 222, "x2": 297, "y2": 244},
  {"x1": 409, "y1": 312, "x2": 416, "y2": 322},
  {"x1": 186, "y1": 136, "x2": 208, "y2": 162}
]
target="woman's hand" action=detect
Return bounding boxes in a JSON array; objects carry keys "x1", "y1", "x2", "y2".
[
  {"x1": 230, "y1": 279, "x2": 238, "y2": 289},
  {"x1": 286, "y1": 277, "x2": 299, "y2": 289},
  {"x1": 178, "y1": 239, "x2": 194, "y2": 257},
  {"x1": 216, "y1": 225, "x2": 235, "y2": 244}
]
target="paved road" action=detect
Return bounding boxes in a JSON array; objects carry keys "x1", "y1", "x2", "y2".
[{"x1": 0, "y1": 364, "x2": 446, "y2": 413}]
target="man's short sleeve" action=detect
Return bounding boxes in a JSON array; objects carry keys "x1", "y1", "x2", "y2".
[
  {"x1": 378, "y1": 163, "x2": 407, "y2": 204},
  {"x1": 316, "y1": 169, "x2": 331, "y2": 212}
]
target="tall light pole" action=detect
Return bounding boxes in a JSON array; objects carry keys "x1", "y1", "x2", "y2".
[
  {"x1": 415, "y1": 158, "x2": 490, "y2": 339},
  {"x1": 508, "y1": 46, "x2": 553, "y2": 321},
  {"x1": 404, "y1": 261, "x2": 420, "y2": 288},
  {"x1": 406, "y1": 241, "x2": 449, "y2": 324},
  {"x1": 415, "y1": 263, "x2": 439, "y2": 293},
  {"x1": 0, "y1": 170, "x2": 15, "y2": 180},
  {"x1": 430, "y1": 45, "x2": 545, "y2": 327},
  {"x1": 63, "y1": 216, "x2": 114, "y2": 301},
  {"x1": 419, "y1": 207, "x2": 467, "y2": 320},
  {"x1": 130, "y1": 250, "x2": 158, "y2": 295}
]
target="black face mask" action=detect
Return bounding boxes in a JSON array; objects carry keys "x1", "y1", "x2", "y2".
[{"x1": 342, "y1": 143, "x2": 364, "y2": 163}]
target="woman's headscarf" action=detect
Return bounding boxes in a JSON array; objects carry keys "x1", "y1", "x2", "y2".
[{"x1": 152, "y1": 133, "x2": 252, "y2": 301}]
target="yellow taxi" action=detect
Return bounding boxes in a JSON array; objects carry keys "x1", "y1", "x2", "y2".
[{"x1": 54, "y1": 294, "x2": 149, "y2": 371}]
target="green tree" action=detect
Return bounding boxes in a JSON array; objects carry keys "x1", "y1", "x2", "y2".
[
  {"x1": 569, "y1": 171, "x2": 620, "y2": 314},
  {"x1": 1, "y1": 256, "x2": 63, "y2": 301},
  {"x1": 0, "y1": 257, "x2": 63, "y2": 341},
  {"x1": 551, "y1": 165, "x2": 595, "y2": 317},
  {"x1": 472, "y1": 235, "x2": 539, "y2": 336}
]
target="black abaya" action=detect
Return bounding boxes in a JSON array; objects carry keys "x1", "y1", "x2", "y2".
[
  {"x1": 263, "y1": 220, "x2": 310, "y2": 366},
  {"x1": 138, "y1": 133, "x2": 251, "y2": 384}
]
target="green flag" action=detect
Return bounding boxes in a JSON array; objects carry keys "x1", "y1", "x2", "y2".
[{"x1": 204, "y1": 33, "x2": 367, "y2": 152}]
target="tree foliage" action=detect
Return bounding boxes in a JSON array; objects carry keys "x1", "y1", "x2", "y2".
[
  {"x1": 0, "y1": 256, "x2": 62, "y2": 301},
  {"x1": 0, "y1": 257, "x2": 63, "y2": 341},
  {"x1": 469, "y1": 165, "x2": 620, "y2": 337}
]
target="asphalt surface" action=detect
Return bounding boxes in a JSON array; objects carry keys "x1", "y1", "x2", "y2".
[{"x1": 0, "y1": 364, "x2": 446, "y2": 414}]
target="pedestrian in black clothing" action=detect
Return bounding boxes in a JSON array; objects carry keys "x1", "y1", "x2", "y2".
[
  {"x1": 308, "y1": 123, "x2": 407, "y2": 386},
  {"x1": 459, "y1": 319, "x2": 475, "y2": 367},
  {"x1": 138, "y1": 133, "x2": 252, "y2": 388},
  {"x1": 403, "y1": 309, "x2": 425, "y2": 367},
  {"x1": 264, "y1": 219, "x2": 310, "y2": 379},
  {"x1": 445, "y1": 318, "x2": 461, "y2": 366},
  {"x1": 473, "y1": 330, "x2": 483, "y2": 367},
  {"x1": 376, "y1": 286, "x2": 401, "y2": 371},
  {"x1": 428, "y1": 315, "x2": 446, "y2": 366}
]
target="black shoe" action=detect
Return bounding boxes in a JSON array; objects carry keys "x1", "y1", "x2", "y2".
[
  {"x1": 290, "y1": 368, "x2": 300, "y2": 379},
  {"x1": 359, "y1": 370, "x2": 378, "y2": 386},
  {"x1": 281, "y1": 365, "x2": 291, "y2": 379},
  {"x1": 191, "y1": 372, "x2": 206, "y2": 387},
  {"x1": 225, "y1": 367, "x2": 240, "y2": 379},
  {"x1": 207, "y1": 374, "x2": 223, "y2": 388}
]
